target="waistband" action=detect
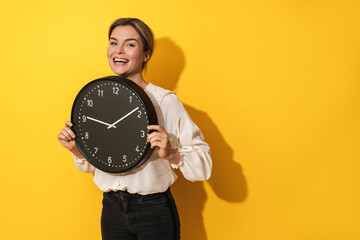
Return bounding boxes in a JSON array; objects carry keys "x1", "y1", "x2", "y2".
[{"x1": 103, "y1": 188, "x2": 170, "y2": 198}]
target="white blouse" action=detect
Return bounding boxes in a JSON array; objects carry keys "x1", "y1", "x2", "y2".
[{"x1": 72, "y1": 83, "x2": 212, "y2": 195}]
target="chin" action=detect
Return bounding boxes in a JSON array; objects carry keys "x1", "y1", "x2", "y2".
[
  {"x1": 111, "y1": 68, "x2": 127, "y2": 77},
  {"x1": 115, "y1": 73, "x2": 128, "y2": 78}
]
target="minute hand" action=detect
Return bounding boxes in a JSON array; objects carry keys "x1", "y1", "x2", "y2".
[{"x1": 108, "y1": 107, "x2": 140, "y2": 129}]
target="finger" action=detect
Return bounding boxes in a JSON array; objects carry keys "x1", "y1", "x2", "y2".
[
  {"x1": 149, "y1": 137, "x2": 168, "y2": 150},
  {"x1": 61, "y1": 131, "x2": 72, "y2": 141},
  {"x1": 65, "y1": 121, "x2": 73, "y2": 127},
  {"x1": 150, "y1": 140, "x2": 162, "y2": 149},
  {"x1": 147, "y1": 125, "x2": 165, "y2": 132},
  {"x1": 147, "y1": 131, "x2": 159, "y2": 141},
  {"x1": 148, "y1": 135, "x2": 163, "y2": 144},
  {"x1": 57, "y1": 133, "x2": 65, "y2": 141},
  {"x1": 63, "y1": 127, "x2": 76, "y2": 139},
  {"x1": 60, "y1": 129, "x2": 73, "y2": 141},
  {"x1": 147, "y1": 132, "x2": 167, "y2": 143},
  {"x1": 58, "y1": 132, "x2": 69, "y2": 142}
]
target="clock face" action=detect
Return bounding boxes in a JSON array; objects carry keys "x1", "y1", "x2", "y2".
[{"x1": 71, "y1": 76, "x2": 158, "y2": 173}]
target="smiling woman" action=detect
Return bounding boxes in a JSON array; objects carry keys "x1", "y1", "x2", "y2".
[
  {"x1": 57, "y1": 18, "x2": 212, "y2": 240},
  {"x1": 107, "y1": 18, "x2": 154, "y2": 87},
  {"x1": 107, "y1": 25, "x2": 150, "y2": 82}
]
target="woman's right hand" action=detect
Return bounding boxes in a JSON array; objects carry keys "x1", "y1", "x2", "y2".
[{"x1": 57, "y1": 121, "x2": 84, "y2": 158}]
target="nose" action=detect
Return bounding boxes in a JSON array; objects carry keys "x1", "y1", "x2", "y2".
[{"x1": 116, "y1": 44, "x2": 124, "y2": 54}]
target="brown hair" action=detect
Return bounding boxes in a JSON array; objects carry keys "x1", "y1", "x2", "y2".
[{"x1": 108, "y1": 18, "x2": 155, "y2": 69}]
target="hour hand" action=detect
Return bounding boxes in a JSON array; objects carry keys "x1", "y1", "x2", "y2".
[
  {"x1": 86, "y1": 116, "x2": 116, "y2": 128},
  {"x1": 107, "y1": 107, "x2": 139, "y2": 129}
]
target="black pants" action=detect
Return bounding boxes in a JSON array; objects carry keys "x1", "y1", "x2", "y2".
[{"x1": 101, "y1": 188, "x2": 180, "y2": 240}]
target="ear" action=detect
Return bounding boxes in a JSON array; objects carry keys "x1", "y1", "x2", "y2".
[{"x1": 144, "y1": 50, "x2": 151, "y2": 63}]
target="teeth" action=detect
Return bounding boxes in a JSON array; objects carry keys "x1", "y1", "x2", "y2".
[{"x1": 114, "y1": 58, "x2": 128, "y2": 63}]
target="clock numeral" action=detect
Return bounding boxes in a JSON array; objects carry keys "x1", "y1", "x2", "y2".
[
  {"x1": 82, "y1": 115, "x2": 87, "y2": 122},
  {"x1": 113, "y1": 87, "x2": 119, "y2": 95},
  {"x1": 137, "y1": 111, "x2": 142, "y2": 118},
  {"x1": 123, "y1": 155, "x2": 127, "y2": 162},
  {"x1": 140, "y1": 130, "x2": 145, "y2": 138},
  {"x1": 135, "y1": 145, "x2": 139, "y2": 152},
  {"x1": 108, "y1": 156, "x2": 112, "y2": 164},
  {"x1": 87, "y1": 100, "x2": 93, "y2": 107},
  {"x1": 85, "y1": 132, "x2": 89, "y2": 139},
  {"x1": 129, "y1": 96, "x2": 132, "y2": 103},
  {"x1": 94, "y1": 147, "x2": 99, "y2": 154},
  {"x1": 98, "y1": 90, "x2": 104, "y2": 97}
]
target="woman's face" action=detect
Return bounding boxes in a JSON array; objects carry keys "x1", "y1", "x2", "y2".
[{"x1": 107, "y1": 25, "x2": 149, "y2": 79}]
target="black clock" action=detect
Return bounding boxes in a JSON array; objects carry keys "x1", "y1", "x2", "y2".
[{"x1": 71, "y1": 76, "x2": 158, "y2": 173}]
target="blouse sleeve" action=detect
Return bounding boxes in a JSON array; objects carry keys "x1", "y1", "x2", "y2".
[
  {"x1": 72, "y1": 153, "x2": 96, "y2": 173},
  {"x1": 163, "y1": 95, "x2": 212, "y2": 182}
]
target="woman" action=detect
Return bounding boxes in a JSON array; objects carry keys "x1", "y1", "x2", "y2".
[{"x1": 57, "y1": 18, "x2": 212, "y2": 240}]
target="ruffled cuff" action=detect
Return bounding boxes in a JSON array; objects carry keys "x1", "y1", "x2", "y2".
[
  {"x1": 170, "y1": 147, "x2": 184, "y2": 169},
  {"x1": 171, "y1": 145, "x2": 202, "y2": 169},
  {"x1": 72, "y1": 153, "x2": 85, "y2": 163}
]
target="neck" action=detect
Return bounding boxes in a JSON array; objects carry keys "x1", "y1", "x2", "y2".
[{"x1": 121, "y1": 73, "x2": 148, "y2": 89}]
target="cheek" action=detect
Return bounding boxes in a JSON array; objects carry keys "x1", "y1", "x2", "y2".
[
  {"x1": 107, "y1": 47, "x2": 112, "y2": 59},
  {"x1": 128, "y1": 48, "x2": 143, "y2": 60},
  {"x1": 134, "y1": 53, "x2": 145, "y2": 66}
]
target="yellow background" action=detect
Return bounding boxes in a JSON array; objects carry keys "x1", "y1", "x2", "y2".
[{"x1": 1, "y1": 0, "x2": 359, "y2": 239}]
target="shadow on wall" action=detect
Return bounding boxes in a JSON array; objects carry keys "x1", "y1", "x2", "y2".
[{"x1": 145, "y1": 38, "x2": 248, "y2": 240}]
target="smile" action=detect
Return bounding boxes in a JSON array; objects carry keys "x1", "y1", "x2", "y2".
[{"x1": 113, "y1": 58, "x2": 129, "y2": 64}]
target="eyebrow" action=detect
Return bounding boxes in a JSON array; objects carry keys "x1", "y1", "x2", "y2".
[{"x1": 109, "y1": 37, "x2": 139, "y2": 42}]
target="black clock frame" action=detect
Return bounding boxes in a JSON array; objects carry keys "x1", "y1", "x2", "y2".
[{"x1": 71, "y1": 76, "x2": 158, "y2": 173}]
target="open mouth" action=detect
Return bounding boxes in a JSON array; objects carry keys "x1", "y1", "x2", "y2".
[{"x1": 113, "y1": 58, "x2": 129, "y2": 64}]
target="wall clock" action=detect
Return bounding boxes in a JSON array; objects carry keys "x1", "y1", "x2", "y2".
[{"x1": 71, "y1": 76, "x2": 158, "y2": 173}]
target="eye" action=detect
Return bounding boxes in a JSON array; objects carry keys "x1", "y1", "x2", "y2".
[
  {"x1": 110, "y1": 41, "x2": 117, "y2": 46},
  {"x1": 127, "y1": 43, "x2": 135, "y2": 47}
]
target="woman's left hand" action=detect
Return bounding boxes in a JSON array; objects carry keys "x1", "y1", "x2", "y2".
[
  {"x1": 147, "y1": 125, "x2": 181, "y2": 165},
  {"x1": 147, "y1": 125, "x2": 171, "y2": 159}
]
